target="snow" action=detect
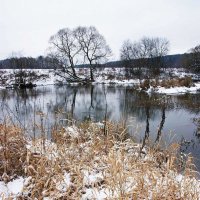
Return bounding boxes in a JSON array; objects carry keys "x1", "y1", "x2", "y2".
[
  {"x1": 56, "y1": 172, "x2": 71, "y2": 192},
  {"x1": 0, "y1": 68, "x2": 140, "y2": 87},
  {"x1": 83, "y1": 170, "x2": 103, "y2": 185},
  {"x1": 156, "y1": 83, "x2": 200, "y2": 94},
  {"x1": 176, "y1": 174, "x2": 183, "y2": 182},
  {"x1": 93, "y1": 122, "x2": 104, "y2": 129},
  {"x1": 64, "y1": 125, "x2": 79, "y2": 138},
  {"x1": 0, "y1": 177, "x2": 25, "y2": 198},
  {"x1": 0, "y1": 86, "x2": 5, "y2": 90},
  {"x1": 81, "y1": 188, "x2": 109, "y2": 200},
  {"x1": 95, "y1": 77, "x2": 140, "y2": 85},
  {"x1": 0, "y1": 68, "x2": 199, "y2": 95},
  {"x1": 146, "y1": 86, "x2": 154, "y2": 94}
]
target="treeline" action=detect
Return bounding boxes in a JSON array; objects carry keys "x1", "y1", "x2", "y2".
[
  {"x1": 0, "y1": 56, "x2": 54, "y2": 69},
  {"x1": 104, "y1": 54, "x2": 183, "y2": 68},
  {"x1": 0, "y1": 53, "x2": 198, "y2": 71}
]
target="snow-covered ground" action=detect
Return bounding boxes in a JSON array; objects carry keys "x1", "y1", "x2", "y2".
[
  {"x1": 155, "y1": 83, "x2": 200, "y2": 94},
  {"x1": 145, "y1": 83, "x2": 200, "y2": 95},
  {"x1": 0, "y1": 177, "x2": 25, "y2": 199},
  {"x1": 0, "y1": 69, "x2": 56, "y2": 88},
  {"x1": 0, "y1": 68, "x2": 199, "y2": 95}
]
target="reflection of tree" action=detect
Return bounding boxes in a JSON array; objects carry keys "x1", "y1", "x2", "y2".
[
  {"x1": 193, "y1": 118, "x2": 200, "y2": 139},
  {"x1": 140, "y1": 104, "x2": 167, "y2": 151},
  {"x1": 155, "y1": 106, "x2": 166, "y2": 144},
  {"x1": 0, "y1": 87, "x2": 52, "y2": 134},
  {"x1": 87, "y1": 85, "x2": 94, "y2": 121},
  {"x1": 71, "y1": 88, "x2": 77, "y2": 118},
  {"x1": 103, "y1": 85, "x2": 108, "y2": 135},
  {"x1": 179, "y1": 138, "x2": 195, "y2": 153},
  {"x1": 141, "y1": 96, "x2": 167, "y2": 149},
  {"x1": 90, "y1": 85, "x2": 94, "y2": 109},
  {"x1": 0, "y1": 85, "x2": 199, "y2": 140},
  {"x1": 176, "y1": 93, "x2": 200, "y2": 114},
  {"x1": 49, "y1": 85, "x2": 113, "y2": 122},
  {"x1": 119, "y1": 88, "x2": 171, "y2": 122},
  {"x1": 141, "y1": 107, "x2": 150, "y2": 150},
  {"x1": 119, "y1": 88, "x2": 169, "y2": 149},
  {"x1": 179, "y1": 117, "x2": 200, "y2": 173}
]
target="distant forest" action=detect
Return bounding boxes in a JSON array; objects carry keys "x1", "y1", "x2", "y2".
[
  {"x1": 0, "y1": 56, "x2": 53, "y2": 69},
  {"x1": 0, "y1": 54, "x2": 195, "y2": 70}
]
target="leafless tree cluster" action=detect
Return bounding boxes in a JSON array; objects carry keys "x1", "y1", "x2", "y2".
[
  {"x1": 120, "y1": 37, "x2": 169, "y2": 77},
  {"x1": 190, "y1": 44, "x2": 200, "y2": 72},
  {"x1": 181, "y1": 44, "x2": 200, "y2": 73},
  {"x1": 48, "y1": 26, "x2": 111, "y2": 82}
]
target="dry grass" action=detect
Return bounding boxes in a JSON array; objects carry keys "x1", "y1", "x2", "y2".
[
  {"x1": 0, "y1": 123, "x2": 27, "y2": 183},
  {"x1": 140, "y1": 77, "x2": 194, "y2": 90},
  {"x1": 160, "y1": 77, "x2": 194, "y2": 88},
  {"x1": 0, "y1": 120, "x2": 200, "y2": 199}
]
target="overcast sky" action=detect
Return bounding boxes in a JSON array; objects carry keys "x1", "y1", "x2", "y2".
[{"x1": 0, "y1": 0, "x2": 200, "y2": 60}]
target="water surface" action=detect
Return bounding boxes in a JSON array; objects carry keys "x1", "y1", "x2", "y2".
[{"x1": 0, "y1": 85, "x2": 200, "y2": 172}]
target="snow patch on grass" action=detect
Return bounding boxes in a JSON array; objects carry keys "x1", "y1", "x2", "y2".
[
  {"x1": 156, "y1": 83, "x2": 200, "y2": 94},
  {"x1": 0, "y1": 177, "x2": 25, "y2": 198}
]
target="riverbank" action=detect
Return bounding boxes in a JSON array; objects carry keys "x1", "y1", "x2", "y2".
[
  {"x1": 0, "y1": 68, "x2": 200, "y2": 95},
  {"x1": 0, "y1": 121, "x2": 200, "y2": 199},
  {"x1": 140, "y1": 77, "x2": 200, "y2": 94},
  {"x1": 148, "y1": 83, "x2": 200, "y2": 94}
]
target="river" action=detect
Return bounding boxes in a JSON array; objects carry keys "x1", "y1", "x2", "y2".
[{"x1": 0, "y1": 84, "x2": 200, "y2": 172}]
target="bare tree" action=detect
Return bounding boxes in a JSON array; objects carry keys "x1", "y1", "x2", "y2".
[
  {"x1": 120, "y1": 37, "x2": 169, "y2": 77},
  {"x1": 48, "y1": 28, "x2": 82, "y2": 81},
  {"x1": 180, "y1": 44, "x2": 200, "y2": 73},
  {"x1": 120, "y1": 40, "x2": 144, "y2": 78},
  {"x1": 143, "y1": 37, "x2": 169, "y2": 73},
  {"x1": 189, "y1": 44, "x2": 200, "y2": 72},
  {"x1": 48, "y1": 26, "x2": 111, "y2": 82},
  {"x1": 9, "y1": 52, "x2": 30, "y2": 87},
  {"x1": 75, "y1": 26, "x2": 112, "y2": 82}
]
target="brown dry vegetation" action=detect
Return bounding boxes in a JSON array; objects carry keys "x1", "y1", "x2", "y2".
[
  {"x1": 0, "y1": 121, "x2": 200, "y2": 199},
  {"x1": 0, "y1": 123, "x2": 27, "y2": 183},
  {"x1": 140, "y1": 77, "x2": 194, "y2": 90}
]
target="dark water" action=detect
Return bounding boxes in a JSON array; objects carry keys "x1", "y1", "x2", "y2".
[{"x1": 0, "y1": 85, "x2": 200, "y2": 171}]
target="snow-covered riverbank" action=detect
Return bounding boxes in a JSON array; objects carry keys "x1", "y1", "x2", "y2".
[
  {"x1": 0, "y1": 121, "x2": 200, "y2": 199},
  {"x1": 0, "y1": 68, "x2": 200, "y2": 95},
  {"x1": 145, "y1": 83, "x2": 200, "y2": 95}
]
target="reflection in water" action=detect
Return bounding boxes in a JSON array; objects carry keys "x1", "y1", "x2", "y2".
[
  {"x1": 0, "y1": 85, "x2": 200, "y2": 170},
  {"x1": 155, "y1": 106, "x2": 166, "y2": 144},
  {"x1": 141, "y1": 107, "x2": 150, "y2": 151}
]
